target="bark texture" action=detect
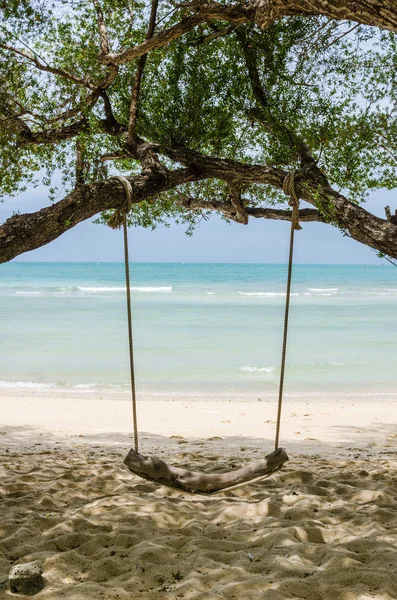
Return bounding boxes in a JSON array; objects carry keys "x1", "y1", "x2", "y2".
[
  {"x1": 99, "y1": 0, "x2": 397, "y2": 68},
  {"x1": 0, "y1": 169, "x2": 200, "y2": 264},
  {"x1": 2, "y1": 159, "x2": 396, "y2": 263},
  {"x1": 247, "y1": 0, "x2": 397, "y2": 32}
]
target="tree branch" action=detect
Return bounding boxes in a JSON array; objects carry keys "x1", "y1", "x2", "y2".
[
  {"x1": 162, "y1": 143, "x2": 397, "y2": 258},
  {"x1": 19, "y1": 118, "x2": 89, "y2": 145},
  {"x1": 193, "y1": 24, "x2": 238, "y2": 45},
  {"x1": 0, "y1": 168, "x2": 202, "y2": 264},
  {"x1": 0, "y1": 42, "x2": 96, "y2": 90},
  {"x1": 2, "y1": 148, "x2": 397, "y2": 262},
  {"x1": 246, "y1": 0, "x2": 397, "y2": 32},
  {"x1": 161, "y1": 144, "x2": 286, "y2": 186},
  {"x1": 236, "y1": 29, "x2": 313, "y2": 163},
  {"x1": 92, "y1": 0, "x2": 110, "y2": 55},
  {"x1": 97, "y1": 0, "x2": 397, "y2": 70},
  {"x1": 100, "y1": 4, "x2": 248, "y2": 66},
  {"x1": 179, "y1": 195, "x2": 324, "y2": 222},
  {"x1": 75, "y1": 140, "x2": 85, "y2": 186},
  {"x1": 128, "y1": 0, "x2": 159, "y2": 146}
]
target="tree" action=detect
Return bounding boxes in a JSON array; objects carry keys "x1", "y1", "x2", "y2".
[{"x1": 1, "y1": 0, "x2": 397, "y2": 263}]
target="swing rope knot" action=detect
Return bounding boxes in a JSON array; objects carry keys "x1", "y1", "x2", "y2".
[
  {"x1": 282, "y1": 171, "x2": 302, "y2": 231},
  {"x1": 108, "y1": 176, "x2": 133, "y2": 229}
]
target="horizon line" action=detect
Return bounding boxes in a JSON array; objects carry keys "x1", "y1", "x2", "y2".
[{"x1": 5, "y1": 261, "x2": 391, "y2": 267}]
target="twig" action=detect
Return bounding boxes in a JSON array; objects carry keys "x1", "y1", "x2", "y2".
[
  {"x1": 193, "y1": 24, "x2": 237, "y2": 45},
  {"x1": 322, "y1": 23, "x2": 360, "y2": 52},
  {"x1": 0, "y1": 41, "x2": 96, "y2": 90},
  {"x1": 75, "y1": 140, "x2": 85, "y2": 185}
]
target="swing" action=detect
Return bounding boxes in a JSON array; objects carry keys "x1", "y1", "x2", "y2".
[{"x1": 110, "y1": 174, "x2": 301, "y2": 494}]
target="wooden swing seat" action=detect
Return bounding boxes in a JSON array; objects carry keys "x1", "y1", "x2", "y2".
[{"x1": 124, "y1": 447, "x2": 288, "y2": 493}]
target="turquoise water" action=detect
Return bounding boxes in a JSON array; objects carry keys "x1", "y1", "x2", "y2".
[{"x1": 0, "y1": 262, "x2": 396, "y2": 396}]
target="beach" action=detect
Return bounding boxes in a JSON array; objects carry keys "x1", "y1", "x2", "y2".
[
  {"x1": 1, "y1": 389, "x2": 397, "y2": 599},
  {"x1": 1, "y1": 262, "x2": 397, "y2": 598}
]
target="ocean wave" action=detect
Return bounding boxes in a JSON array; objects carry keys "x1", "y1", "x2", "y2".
[
  {"x1": 0, "y1": 380, "x2": 128, "y2": 391},
  {"x1": 308, "y1": 288, "x2": 338, "y2": 292},
  {"x1": 0, "y1": 380, "x2": 56, "y2": 390},
  {"x1": 78, "y1": 286, "x2": 172, "y2": 293},
  {"x1": 303, "y1": 362, "x2": 343, "y2": 367},
  {"x1": 240, "y1": 366, "x2": 274, "y2": 373},
  {"x1": 238, "y1": 292, "x2": 299, "y2": 297},
  {"x1": 73, "y1": 383, "x2": 97, "y2": 389}
]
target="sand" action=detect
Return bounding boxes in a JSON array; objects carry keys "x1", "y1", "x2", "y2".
[{"x1": 1, "y1": 389, "x2": 397, "y2": 599}]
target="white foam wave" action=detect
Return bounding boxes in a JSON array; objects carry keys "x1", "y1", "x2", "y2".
[
  {"x1": 78, "y1": 286, "x2": 172, "y2": 293},
  {"x1": 16, "y1": 291, "x2": 42, "y2": 296},
  {"x1": 206, "y1": 292, "x2": 216, "y2": 295},
  {"x1": 240, "y1": 366, "x2": 274, "y2": 373},
  {"x1": 238, "y1": 292, "x2": 299, "y2": 297},
  {"x1": 73, "y1": 383, "x2": 97, "y2": 389},
  {"x1": 308, "y1": 288, "x2": 338, "y2": 292},
  {"x1": 0, "y1": 380, "x2": 56, "y2": 390},
  {"x1": 132, "y1": 286, "x2": 172, "y2": 292},
  {"x1": 78, "y1": 286, "x2": 125, "y2": 292}
]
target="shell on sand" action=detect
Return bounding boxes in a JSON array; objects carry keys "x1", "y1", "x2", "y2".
[{"x1": 1, "y1": 445, "x2": 397, "y2": 600}]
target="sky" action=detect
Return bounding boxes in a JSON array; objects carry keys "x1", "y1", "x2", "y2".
[{"x1": 0, "y1": 185, "x2": 394, "y2": 264}]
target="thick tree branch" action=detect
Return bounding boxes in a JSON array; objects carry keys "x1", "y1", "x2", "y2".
[
  {"x1": 92, "y1": 0, "x2": 110, "y2": 55},
  {"x1": 161, "y1": 144, "x2": 286, "y2": 186},
  {"x1": 162, "y1": 144, "x2": 397, "y2": 257},
  {"x1": 1, "y1": 150, "x2": 397, "y2": 261},
  {"x1": 179, "y1": 195, "x2": 323, "y2": 222},
  {"x1": 247, "y1": 0, "x2": 397, "y2": 32},
  {"x1": 20, "y1": 118, "x2": 90, "y2": 145},
  {"x1": 100, "y1": 0, "x2": 397, "y2": 70},
  {"x1": 249, "y1": 206, "x2": 322, "y2": 221},
  {"x1": 0, "y1": 168, "x2": 202, "y2": 264},
  {"x1": 100, "y1": 4, "x2": 248, "y2": 66}
]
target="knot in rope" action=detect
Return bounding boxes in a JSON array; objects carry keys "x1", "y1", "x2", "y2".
[
  {"x1": 108, "y1": 176, "x2": 133, "y2": 229},
  {"x1": 282, "y1": 171, "x2": 302, "y2": 231}
]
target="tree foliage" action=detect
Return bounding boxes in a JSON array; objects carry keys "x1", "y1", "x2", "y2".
[{"x1": 1, "y1": 0, "x2": 397, "y2": 260}]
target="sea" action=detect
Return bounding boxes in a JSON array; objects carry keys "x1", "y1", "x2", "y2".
[{"x1": 0, "y1": 262, "x2": 396, "y2": 400}]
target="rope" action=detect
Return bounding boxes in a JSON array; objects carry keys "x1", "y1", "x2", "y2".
[
  {"x1": 282, "y1": 171, "x2": 302, "y2": 232},
  {"x1": 123, "y1": 214, "x2": 139, "y2": 453},
  {"x1": 107, "y1": 176, "x2": 133, "y2": 230},
  {"x1": 275, "y1": 172, "x2": 301, "y2": 450},
  {"x1": 107, "y1": 176, "x2": 139, "y2": 453}
]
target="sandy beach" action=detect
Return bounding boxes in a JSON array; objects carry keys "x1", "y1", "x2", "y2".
[{"x1": 1, "y1": 390, "x2": 397, "y2": 599}]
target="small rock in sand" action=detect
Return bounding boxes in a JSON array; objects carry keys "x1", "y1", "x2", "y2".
[{"x1": 9, "y1": 561, "x2": 44, "y2": 595}]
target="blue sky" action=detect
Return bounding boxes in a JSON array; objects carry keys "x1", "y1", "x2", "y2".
[{"x1": 1, "y1": 185, "x2": 393, "y2": 264}]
